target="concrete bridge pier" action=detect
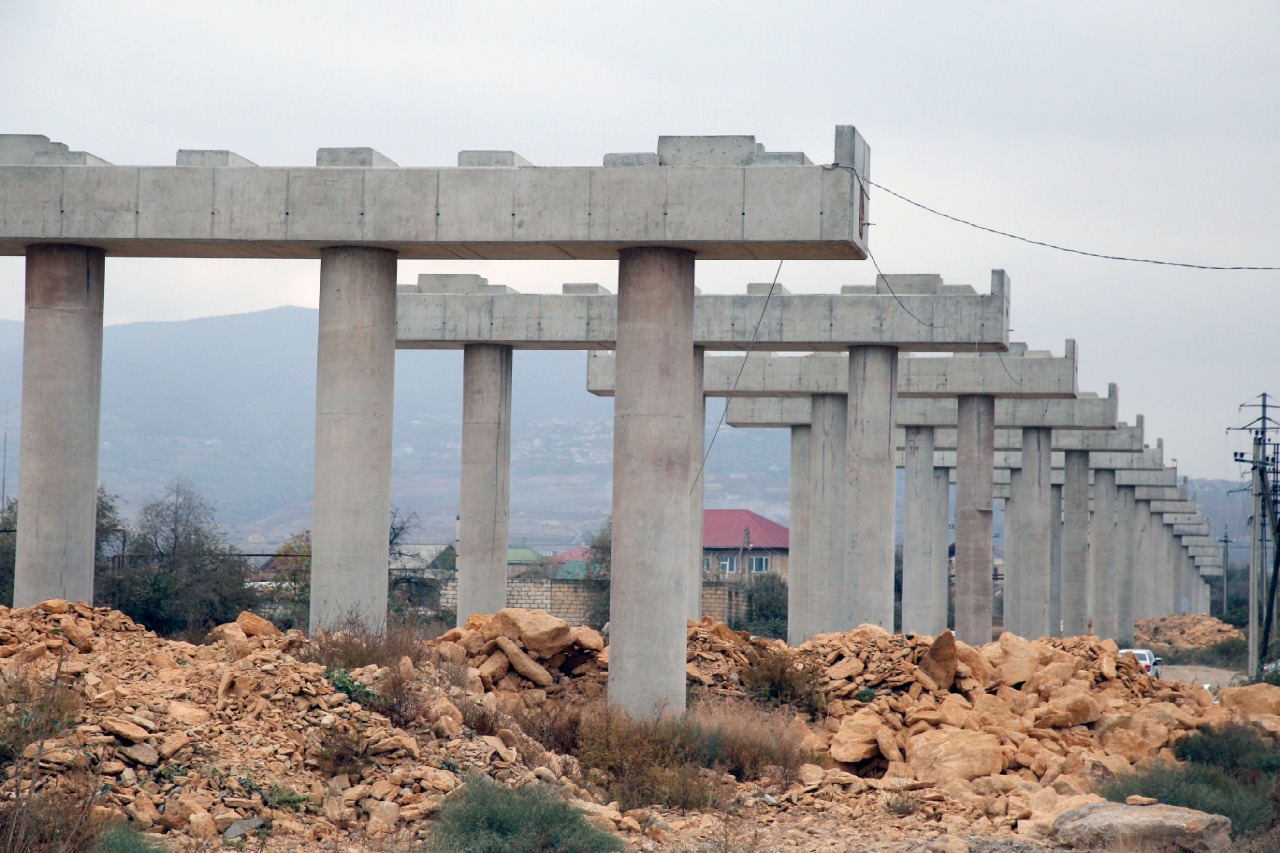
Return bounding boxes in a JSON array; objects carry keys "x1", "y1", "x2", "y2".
[
  {"x1": 933, "y1": 466, "x2": 952, "y2": 632},
  {"x1": 456, "y1": 343, "x2": 514, "y2": 624},
  {"x1": 1090, "y1": 467, "x2": 1119, "y2": 639},
  {"x1": 608, "y1": 247, "x2": 696, "y2": 718},
  {"x1": 954, "y1": 394, "x2": 995, "y2": 645},
  {"x1": 13, "y1": 244, "x2": 105, "y2": 607},
  {"x1": 1116, "y1": 485, "x2": 1137, "y2": 645},
  {"x1": 689, "y1": 346, "x2": 705, "y2": 620},
  {"x1": 802, "y1": 394, "x2": 848, "y2": 639},
  {"x1": 1061, "y1": 451, "x2": 1091, "y2": 635},
  {"x1": 787, "y1": 425, "x2": 812, "y2": 646},
  {"x1": 901, "y1": 425, "x2": 938, "y2": 634},
  {"x1": 1018, "y1": 427, "x2": 1054, "y2": 638},
  {"x1": 310, "y1": 247, "x2": 399, "y2": 630},
  {"x1": 1003, "y1": 472, "x2": 1021, "y2": 635},
  {"x1": 1050, "y1": 483, "x2": 1064, "y2": 635},
  {"x1": 846, "y1": 346, "x2": 898, "y2": 630}
]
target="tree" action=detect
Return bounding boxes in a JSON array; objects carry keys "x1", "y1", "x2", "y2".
[
  {"x1": 0, "y1": 486, "x2": 122, "y2": 607},
  {"x1": 96, "y1": 478, "x2": 257, "y2": 637},
  {"x1": 732, "y1": 571, "x2": 788, "y2": 640},
  {"x1": 261, "y1": 529, "x2": 311, "y2": 631},
  {"x1": 583, "y1": 516, "x2": 612, "y2": 629}
]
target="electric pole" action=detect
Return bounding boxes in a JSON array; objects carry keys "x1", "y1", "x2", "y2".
[{"x1": 1232, "y1": 393, "x2": 1279, "y2": 677}]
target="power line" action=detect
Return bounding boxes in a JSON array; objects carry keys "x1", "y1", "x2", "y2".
[{"x1": 825, "y1": 164, "x2": 1280, "y2": 271}]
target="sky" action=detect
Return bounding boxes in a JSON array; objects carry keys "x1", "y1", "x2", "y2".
[{"x1": 1, "y1": 1, "x2": 1277, "y2": 481}]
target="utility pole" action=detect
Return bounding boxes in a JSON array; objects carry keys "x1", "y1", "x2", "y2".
[
  {"x1": 1233, "y1": 393, "x2": 1278, "y2": 677},
  {"x1": 1218, "y1": 525, "x2": 1231, "y2": 618}
]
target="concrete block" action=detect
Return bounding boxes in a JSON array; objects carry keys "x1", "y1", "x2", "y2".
[
  {"x1": 177, "y1": 150, "x2": 257, "y2": 167},
  {"x1": 363, "y1": 168, "x2": 438, "y2": 243},
  {"x1": 316, "y1": 147, "x2": 397, "y2": 167},
  {"x1": 286, "y1": 168, "x2": 364, "y2": 241},
  {"x1": 514, "y1": 168, "x2": 590, "y2": 242},
  {"x1": 60, "y1": 167, "x2": 138, "y2": 240},
  {"x1": 213, "y1": 168, "x2": 288, "y2": 241},
  {"x1": 415, "y1": 274, "x2": 490, "y2": 293},
  {"x1": 0, "y1": 134, "x2": 66, "y2": 164},
  {"x1": 746, "y1": 282, "x2": 790, "y2": 295},
  {"x1": 137, "y1": 167, "x2": 213, "y2": 239},
  {"x1": 753, "y1": 151, "x2": 812, "y2": 165},
  {"x1": 587, "y1": 166, "x2": 665, "y2": 243},
  {"x1": 743, "y1": 166, "x2": 822, "y2": 241},
  {"x1": 438, "y1": 169, "x2": 515, "y2": 243},
  {"x1": 458, "y1": 150, "x2": 532, "y2": 167},
  {"x1": 602, "y1": 152, "x2": 658, "y2": 167},
  {"x1": 34, "y1": 150, "x2": 111, "y2": 166},
  {"x1": 665, "y1": 166, "x2": 742, "y2": 241},
  {"x1": 657, "y1": 135, "x2": 756, "y2": 166},
  {"x1": 820, "y1": 165, "x2": 856, "y2": 242},
  {"x1": 562, "y1": 283, "x2": 611, "y2": 294},
  {"x1": 0, "y1": 169, "x2": 60, "y2": 237}
]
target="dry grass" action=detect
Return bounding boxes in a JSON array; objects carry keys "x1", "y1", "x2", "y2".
[
  {"x1": 313, "y1": 729, "x2": 372, "y2": 779},
  {"x1": 299, "y1": 612, "x2": 431, "y2": 672},
  {"x1": 0, "y1": 665, "x2": 83, "y2": 768},
  {"x1": 739, "y1": 648, "x2": 826, "y2": 717}
]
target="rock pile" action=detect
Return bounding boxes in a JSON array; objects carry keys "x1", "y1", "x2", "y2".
[{"x1": 1135, "y1": 613, "x2": 1244, "y2": 654}]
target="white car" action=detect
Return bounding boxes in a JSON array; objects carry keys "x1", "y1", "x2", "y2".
[{"x1": 1119, "y1": 648, "x2": 1162, "y2": 679}]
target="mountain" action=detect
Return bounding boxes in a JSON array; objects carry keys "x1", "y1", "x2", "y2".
[{"x1": 0, "y1": 308, "x2": 790, "y2": 550}]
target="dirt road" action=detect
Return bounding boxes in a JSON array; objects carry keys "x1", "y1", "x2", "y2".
[{"x1": 1161, "y1": 664, "x2": 1242, "y2": 692}]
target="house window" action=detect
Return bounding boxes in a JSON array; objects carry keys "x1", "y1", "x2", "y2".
[
  {"x1": 719, "y1": 555, "x2": 738, "y2": 574},
  {"x1": 702, "y1": 556, "x2": 712, "y2": 573},
  {"x1": 748, "y1": 555, "x2": 771, "y2": 573}
]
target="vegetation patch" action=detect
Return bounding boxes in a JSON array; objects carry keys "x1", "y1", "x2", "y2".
[
  {"x1": 740, "y1": 647, "x2": 825, "y2": 716},
  {"x1": 424, "y1": 776, "x2": 624, "y2": 853},
  {"x1": 1100, "y1": 722, "x2": 1280, "y2": 839}
]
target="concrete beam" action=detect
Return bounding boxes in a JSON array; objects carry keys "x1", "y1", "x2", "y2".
[
  {"x1": 725, "y1": 385, "x2": 1119, "y2": 429},
  {"x1": 0, "y1": 127, "x2": 873, "y2": 260},
  {"x1": 399, "y1": 273, "x2": 1009, "y2": 352}
]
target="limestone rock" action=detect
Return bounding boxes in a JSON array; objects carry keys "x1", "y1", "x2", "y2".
[
  {"x1": 1218, "y1": 682, "x2": 1280, "y2": 717},
  {"x1": 1051, "y1": 802, "x2": 1232, "y2": 853},
  {"x1": 829, "y1": 709, "x2": 884, "y2": 763},
  {"x1": 366, "y1": 800, "x2": 400, "y2": 835},
  {"x1": 572, "y1": 625, "x2": 605, "y2": 651},
  {"x1": 494, "y1": 635, "x2": 554, "y2": 687},
  {"x1": 484, "y1": 608, "x2": 573, "y2": 658},
  {"x1": 1034, "y1": 686, "x2": 1102, "y2": 728},
  {"x1": 919, "y1": 629, "x2": 958, "y2": 691},
  {"x1": 235, "y1": 610, "x2": 282, "y2": 638},
  {"x1": 120, "y1": 742, "x2": 159, "y2": 766},
  {"x1": 905, "y1": 728, "x2": 1003, "y2": 784},
  {"x1": 993, "y1": 632, "x2": 1038, "y2": 686},
  {"x1": 102, "y1": 716, "x2": 151, "y2": 743},
  {"x1": 206, "y1": 622, "x2": 251, "y2": 660}
]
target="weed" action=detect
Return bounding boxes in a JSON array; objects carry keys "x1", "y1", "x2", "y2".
[
  {"x1": 315, "y1": 729, "x2": 372, "y2": 779},
  {"x1": 424, "y1": 776, "x2": 624, "y2": 852},
  {"x1": 739, "y1": 648, "x2": 825, "y2": 716},
  {"x1": 300, "y1": 612, "x2": 429, "y2": 672},
  {"x1": 325, "y1": 668, "x2": 381, "y2": 708},
  {"x1": 513, "y1": 703, "x2": 586, "y2": 756},
  {"x1": 89, "y1": 825, "x2": 160, "y2": 852},
  {"x1": 1162, "y1": 637, "x2": 1246, "y2": 670},
  {"x1": 856, "y1": 687, "x2": 877, "y2": 703},
  {"x1": 459, "y1": 701, "x2": 501, "y2": 738},
  {"x1": 374, "y1": 664, "x2": 423, "y2": 729},
  {"x1": 885, "y1": 794, "x2": 919, "y2": 816},
  {"x1": 0, "y1": 665, "x2": 83, "y2": 767},
  {"x1": 685, "y1": 698, "x2": 806, "y2": 785},
  {"x1": 264, "y1": 784, "x2": 308, "y2": 812},
  {"x1": 1174, "y1": 721, "x2": 1280, "y2": 777},
  {"x1": 0, "y1": 769, "x2": 104, "y2": 853}
]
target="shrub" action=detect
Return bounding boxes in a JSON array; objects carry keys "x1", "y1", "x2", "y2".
[
  {"x1": 1163, "y1": 637, "x2": 1247, "y2": 669},
  {"x1": 885, "y1": 794, "x2": 919, "y2": 816},
  {"x1": 686, "y1": 698, "x2": 806, "y2": 784},
  {"x1": 1174, "y1": 722, "x2": 1280, "y2": 777},
  {"x1": 459, "y1": 702, "x2": 502, "y2": 739},
  {"x1": 314, "y1": 729, "x2": 371, "y2": 779},
  {"x1": 325, "y1": 668, "x2": 380, "y2": 708},
  {"x1": 374, "y1": 665, "x2": 424, "y2": 729},
  {"x1": 0, "y1": 770, "x2": 105, "y2": 853},
  {"x1": 731, "y1": 572, "x2": 788, "y2": 640},
  {"x1": 0, "y1": 666, "x2": 83, "y2": 769},
  {"x1": 739, "y1": 648, "x2": 825, "y2": 716},
  {"x1": 514, "y1": 703, "x2": 586, "y2": 757},
  {"x1": 90, "y1": 826, "x2": 160, "y2": 852},
  {"x1": 300, "y1": 613, "x2": 428, "y2": 672},
  {"x1": 1100, "y1": 761, "x2": 1274, "y2": 837},
  {"x1": 424, "y1": 776, "x2": 624, "y2": 852}
]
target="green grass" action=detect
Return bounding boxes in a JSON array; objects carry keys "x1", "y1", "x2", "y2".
[{"x1": 424, "y1": 776, "x2": 624, "y2": 852}]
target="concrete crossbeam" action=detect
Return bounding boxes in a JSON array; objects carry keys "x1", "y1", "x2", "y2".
[
  {"x1": 0, "y1": 128, "x2": 873, "y2": 260},
  {"x1": 400, "y1": 274, "x2": 1009, "y2": 352},
  {"x1": 725, "y1": 388, "x2": 1119, "y2": 430}
]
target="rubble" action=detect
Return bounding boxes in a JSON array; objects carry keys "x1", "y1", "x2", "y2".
[
  {"x1": 1135, "y1": 613, "x2": 1244, "y2": 655},
  {"x1": 4, "y1": 600, "x2": 1279, "y2": 851}
]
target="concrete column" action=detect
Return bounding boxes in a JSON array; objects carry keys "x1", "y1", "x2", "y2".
[
  {"x1": 1159, "y1": 528, "x2": 1176, "y2": 616},
  {"x1": 1132, "y1": 501, "x2": 1153, "y2": 621},
  {"x1": 311, "y1": 247, "x2": 398, "y2": 630},
  {"x1": 455, "y1": 344, "x2": 514, "y2": 624},
  {"x1": 1020, "y1": 428, "x2": 1053, "y2": 639},
  {"x1": 902, "y1": 425, "x2": 937, "y2": 635},
  {"x1": 1091, "y1": 468, "x2": 1119, "y2": 639},
  {"x1": 954, "y1": 394, "x2": 995, "y2": 646},
  {"x1": 933, "y1": 468, "x2": 952, "y2": 633},
  {"x1": 688, "y1": 347, "x2": 705, "y2": 620},
  {"x1": 608, "y1": 247, "x2": 695, "y2": 718},
  {"x1": 845, "y1": 345, "x2": 898, "y2": 630},
  {"x1": 13, "y1": 245, "x2": 105, "y2": 607},
  {"x1": 1061, "y1": 451, "x2": 1090, "y2": 635},
  {"x1": 1116, "y1": 486, "x2": 1137, "y2": 646},
  {"x1": 798, "y1": 394, "x2": 847, "y2": 640},
  {"x1": 1003, "y1": 477, "x2": 1021, "y2": 636},
  {"x1": 787, "y1": 426, "x2": 812, "y2": 646},
  {"x1": 1050, "y1": 483, "x2": 1064, "y2": 635}
]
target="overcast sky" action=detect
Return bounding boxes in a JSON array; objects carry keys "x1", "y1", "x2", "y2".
[{"x1": 2, "y1": 1, "x2": 1277, "y2": 480}]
